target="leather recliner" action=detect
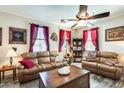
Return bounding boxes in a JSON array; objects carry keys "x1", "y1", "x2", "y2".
[
  {"x1": 17, "y1": 51, "x2": 67, "y2": 83},
  {"x1": 82, "y1": 51, "x2": 123, "y2": 80}
]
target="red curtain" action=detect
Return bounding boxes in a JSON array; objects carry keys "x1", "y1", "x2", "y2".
[
  {"x1": 82, "y1": 30, "x2": 88, "y2": 50},
  {"x1": 59, "y1": 29, "x2": 65, "y2": 52},
  {"x1": 90, "y1": 27, "x2": 99, "y2": 51},
  {"x1": 29, "y1": 23, "x2": 39, "y2": 52},
  {"x1": 66, "y1": 31, "x2": 71, "y2": 51},
  {"x1": 43, "y1": 26, "x2": 50, "y2": 51}
]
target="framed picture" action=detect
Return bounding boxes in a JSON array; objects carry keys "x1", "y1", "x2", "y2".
[
  {"x1": 0, "y1": 27, "x2": 2, "y2": 45},
  {"x1": 105, "y1": 26, "x2": 124, "y2": 41},
  {"x1": 9, "y1": 27, "x2": 27, "y2": 44},
  {"x1": 50, "y1": 32, "x2": 58, "y2": 42}
]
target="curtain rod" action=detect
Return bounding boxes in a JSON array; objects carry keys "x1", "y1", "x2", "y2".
[
  {"x1": 84, "y1": 27, "x2": 98, "y2": 31},
  {"x1": 29, "y1": 23, "x2": 49, "y2": 28}
]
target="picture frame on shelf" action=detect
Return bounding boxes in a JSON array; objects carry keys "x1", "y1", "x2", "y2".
[
  {"x1": 78, "y1": 42, "x2": 82, "y2": 45},
  {"x1": 0, "y1": 27, "x2": 2, "y2": 45},
  {"x1": 9, "y1": 27, "x2": 27, "y2": 44},
  {"x1": 73, "y1": 42, "x2": 76, "y2": 45},
  {"x1": 105, "y1": 26, "x2": 124, "y2": 41}
]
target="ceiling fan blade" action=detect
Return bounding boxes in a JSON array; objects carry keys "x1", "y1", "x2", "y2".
[
  {"x1": 77, "y1": 5, "x2": 87, "y2": 18},
  {"x1": 71, "y1": 22, "x2": 78, "y2": 28},
  {"x1": 66, "y1": 19, "x2": 79, "y2": 21},
  {"x1": 61, "y1": 19, "x2": 78, "y2": 23},
  {"x1": 86, "y1": 12, "x2": 110, "y2": 20}
]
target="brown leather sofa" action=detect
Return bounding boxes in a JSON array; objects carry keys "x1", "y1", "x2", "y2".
[
  {"x1": 17, "y1": 51, "x2": 67, "y2": 83},
  {"x1": 82, "y1": 51, "x2": 123, "y2": 79}
]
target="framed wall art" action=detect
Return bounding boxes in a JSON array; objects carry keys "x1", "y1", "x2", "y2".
[
  {"x1": 105, "y1": 26, "x2": 124, "y2": 41},
  {"x1": 0, "y1": 27, "x2": 2, "y2": 45},
  {"x1": 9, "y1": 27, "x2": 27, "y2": 44},
  {"x1": 50, "y1": 32, "x2": 58, "y2": 42}
]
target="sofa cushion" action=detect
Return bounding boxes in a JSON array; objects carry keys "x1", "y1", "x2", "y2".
[
  {"x1": 50, "y1": 51, "x2": 57, "y2": 62},
  {"x1": 31, "y1": 58, "x2": 38, "y2": 64},
  {"x1": 50, "y1": 51, "x2": 57, "y2": 56},
  {"x1": 38, "y1": 57, "x2": 50, "y2": 64},
  {"x1": 22, "y1": 66, "x2": 43, "y2": 75},
  {"x1": 50, "y1": 56, "x2": 56, "y2": 62},
  {"x1": 100, "y1": 58, "x2": 118, "y2": 66},
  {"x1": 37, "y1": 51, "x2": 50, "y2": 57},
  {"x1": 19, "y1": 59, "x2": 36, "y2": 69},
  {"x1": 98, "y1": 64, "x2": 117, "y2": 73},
  {"x1": 86, "y1": 57, "x2": 99, "y2": 62},
  {"x1": 88, "y1": 51, "x2": 96, "y2": 58},
  {"x1": 82, "y1": 62, "x2": 97, "y2": 68},
  {"x1": 22, "y1": 52, "x2": 37, "y2": 59},
  {"x1": 40, "y1": 63, "x2": 55, "y2": 70},
  {"x1": 100, "y1": 52, "x2": 118, "y2": 59},
  {"x1": 50, "y1": 62, "x2": 66, "y2": 68}
]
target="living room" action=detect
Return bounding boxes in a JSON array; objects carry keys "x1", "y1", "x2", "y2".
[{"x1": 0, "y1": 5, "x2": 124, "y2": 89}]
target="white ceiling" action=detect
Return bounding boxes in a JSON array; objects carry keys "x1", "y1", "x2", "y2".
[{"x1": 0, "y1": 5, "x2": 124, "y2": 28}]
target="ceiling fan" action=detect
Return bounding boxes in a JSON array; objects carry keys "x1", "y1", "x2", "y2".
[{"x1": 61, "y1": 5, "x2": 110, "y2": 28}]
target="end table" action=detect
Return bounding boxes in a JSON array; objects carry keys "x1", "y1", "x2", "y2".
[{"x1": 0, "y1": 65, "x2": 16, "y2": 83}]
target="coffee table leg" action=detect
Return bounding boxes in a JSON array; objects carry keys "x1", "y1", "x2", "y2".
[
  {"x1": 2, "y1": 71, "x2": 4, "y2": 80},
  {"x1": 13, "y1": 69, "x2": 16, "y2": 81},
  {"x1": 0, "y1": 71, "x2": 1, "y2": 84}
]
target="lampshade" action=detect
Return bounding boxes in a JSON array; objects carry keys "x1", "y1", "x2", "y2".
[{"x1": 6, "y1": 48, "x2": 17, "y2": 57}]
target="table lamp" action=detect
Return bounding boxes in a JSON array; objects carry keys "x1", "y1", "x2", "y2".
[{"x1": 6, "y1": 48, "x2": 17, "y2": 66}]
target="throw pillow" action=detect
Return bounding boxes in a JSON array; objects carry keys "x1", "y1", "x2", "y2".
[
  {"x1": 55, "y1": 55, "x2": 64, "y2": 62},
  {"x1": 88, "y1": 51, "x2": 96, "y2": 58},
  {"x1": 19, "y1": 59, "x2": 36, "y2": 69}
]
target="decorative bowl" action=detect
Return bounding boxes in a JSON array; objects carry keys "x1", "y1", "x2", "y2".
[{"x1": 58, "y1": 66, "x2": 70, "y2": 75}]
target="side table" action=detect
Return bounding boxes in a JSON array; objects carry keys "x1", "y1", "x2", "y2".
[{"x1": 0, "y1": 65, "x2": 16, "y2": 83}]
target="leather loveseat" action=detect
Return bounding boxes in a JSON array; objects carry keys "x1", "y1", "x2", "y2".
[
  {"x1": 17, "y1": 51, "x2": 67, "y2": 83},
  {"x1": 82, "y1": 51, "x2": 123, "y2": 79}
]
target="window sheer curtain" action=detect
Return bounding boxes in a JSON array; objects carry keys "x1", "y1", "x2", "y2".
[{"x1": 66, "y1": 31, "x2": 71, "y2": 51}]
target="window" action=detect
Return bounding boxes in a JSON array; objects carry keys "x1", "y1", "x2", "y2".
[
  {"x1": 33, "y1": 27, "x2": 47, "y2": 52},
  {"x1": 85, "y1": 31, "x2": 95, "y2": 51}
]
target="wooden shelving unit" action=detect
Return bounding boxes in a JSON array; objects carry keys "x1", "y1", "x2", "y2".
[{"x1": 72, "y1": 38, "x2": 83, "y2": 63}]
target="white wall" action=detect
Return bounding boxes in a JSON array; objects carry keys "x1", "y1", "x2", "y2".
[
  {"x1": 0, "y1": 12, "x2": 30, "y2": 67},
  {"x1": 96, "y1": 15, "x2": 124, "y2": 54},
  {"x1": 0, "y1": 11, "x2": 71, "y2": 68},
  {"x1": 71, "y1": 27, "x2": 86, "y2": 39}
]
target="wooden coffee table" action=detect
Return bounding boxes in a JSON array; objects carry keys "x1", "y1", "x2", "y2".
[{"x1": 39, "y1": 65, "x2": 90, "y2": 88}]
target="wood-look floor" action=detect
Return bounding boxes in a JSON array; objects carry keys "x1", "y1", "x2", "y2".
[
  {"x1": 1, "y1": 73, "x2": 124, "y2": 88},
  {"x1": 90, "y1": 73, "x2": 124, "y2": 88},
  {"x1": 0, "y1": 63, "x2": 124, "y2": 88}
]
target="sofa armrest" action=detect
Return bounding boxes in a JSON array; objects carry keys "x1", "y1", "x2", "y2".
[
  {"x1": 17, "y1": 64, "x2": 24, "y2": 70},
  {"x1": 115, "y1": 63, "x2": 124, "y2": 68},
  {"x1": 115, "y1": 67, "x2": 123, "y2": 79}
]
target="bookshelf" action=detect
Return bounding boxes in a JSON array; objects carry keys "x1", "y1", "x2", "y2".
[{"x1": 72, "y1": 38, "x2": 83, "y2": 63}]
